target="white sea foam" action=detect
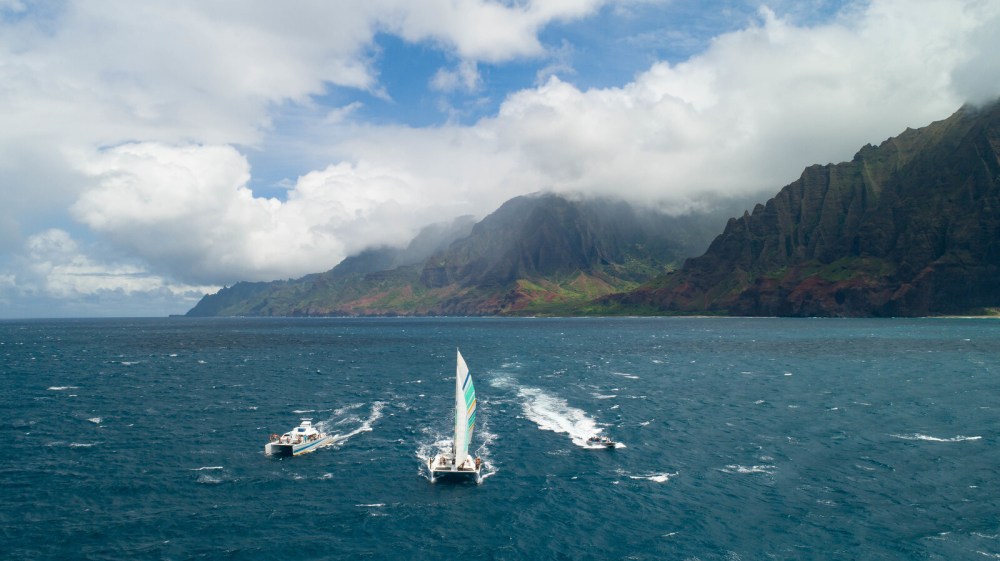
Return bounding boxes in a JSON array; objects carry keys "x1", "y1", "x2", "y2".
[
  {"x1": 721, "y1": 464, "x2": 776, "y2": 475},
  {"x1": 48, "y1": 386, "x2": 78, "y2": 391},
  {"x1": 612, "y1": 372, "x2": 640, "y2": 379},
  {"x1": 87, "y1": 417, "x2": 102, "y2": 424},
  {"x1": 317, "y1": 401, "x2": 384, "y2": 447},
  {"x1": 629, "y1": 472, "x2": 678, "y2": 483},
  {"x1": 515, "y1": 386, "x2": 602, "y2": 447},
  {"x1": 196, "y1": 474, "x2": 223, "y2": 484},
  {"x1": 69, "y1": 442, "x2": 98, "y2": 448},
  {"x1": 890, "y1": 433, "x2": 983, "y2": 442},
  {"x1": 189, "y1": 466, "x2": 224, "y2": 471}
]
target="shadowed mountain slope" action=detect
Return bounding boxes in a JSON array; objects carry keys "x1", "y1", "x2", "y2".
[
  {"x1": 601, "y1": 101, "x2": 1000, "y2": 317},
  {"x1": 186, "y1": 194, "x2": 738, "y2": 316}
]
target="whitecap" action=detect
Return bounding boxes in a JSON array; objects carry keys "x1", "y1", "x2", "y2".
[
  {"x1": 891, "y1": 433, "x2": 982, "y2": 442},
  {"x1": 87, "y1": 417, "x2": 102, "y2": 424},
  {"x1": 721, "y1": 464, "x2": 776, "y2": 475},
  {"x1": 189, "y1": 466, "x2": 224, "y2": 471},
  {"x1": 629, "y1": 472, "x2": 678, "y2": 483},
  {"x1": 69, "y1": 442, "x2": 98, "y2": 448},
  {"x1": 612, "y1": 372, "x2": 640, "y2": 379},
  {"x1": 196, "y1": 474, "x2": 223, "y2": 485},
  {"x1": 48, "y1": 386, "x2": 78, "y2": 391},
  {"x1": 356, "y1": 503, "x2": 385, "y2": 508}
]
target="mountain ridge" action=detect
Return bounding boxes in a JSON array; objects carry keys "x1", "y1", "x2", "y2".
[
  {"x1": 599, "y1": 101, "x2": 1000, "y2": 316},
  {"x1": 186, "y1": 193, "x2": 737, "y2": 316}
]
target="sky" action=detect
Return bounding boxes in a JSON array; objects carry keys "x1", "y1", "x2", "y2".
[{"x1": 1, "y1": 0, "x2": 999, "y2": 318}]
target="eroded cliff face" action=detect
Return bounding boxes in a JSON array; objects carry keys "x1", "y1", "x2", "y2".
[{"x1": 615, "y1": 101, "x2": 1000, "y2": 316}]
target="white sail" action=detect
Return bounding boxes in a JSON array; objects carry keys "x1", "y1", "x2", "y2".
[{"x1": 453, "y1": 349, "x2": 476, "y2": 468}]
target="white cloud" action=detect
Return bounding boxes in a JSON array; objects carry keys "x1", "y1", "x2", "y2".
[
  {"x1": 0, "y1": 228, "x2": 215, "y2": 317},
  {"x1": 3, "y1": 0, "x2": 1000, "y2": 316},
  {"x1": 331, "y1": 0, "x2": 1000, "y2": 213},
  {"x1": 69, "y1": 142, "x2": 487, "y2": 285},
  {"x1": 54, "y1": 0, "x2": 1000, "y2": 287},
  {"x1": 431, "y1": 60, "x2": 483, "y2": 93}
]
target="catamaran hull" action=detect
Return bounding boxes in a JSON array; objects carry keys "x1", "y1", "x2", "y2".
[
  {"x1": 427, "y1": 455, "x2": 481, "y2": 482},
  {"x1": 265, "y1": 434, "x2": 335, "y2": 456}
]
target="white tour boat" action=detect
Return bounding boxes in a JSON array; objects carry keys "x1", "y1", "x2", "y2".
[
  {"x1": 265, "y1": 419, "x2": 335, "y2": 456},
  {"x1": 586, "y1": 434, "x2": 617, "y2": 448},
  {"x1": 428, "y1": 349, "x2": 482, "y2": 482}
]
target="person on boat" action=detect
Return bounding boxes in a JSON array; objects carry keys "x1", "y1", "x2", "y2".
[{"x1": 475, "y1": 457, "x2": 482, "y2": 470}]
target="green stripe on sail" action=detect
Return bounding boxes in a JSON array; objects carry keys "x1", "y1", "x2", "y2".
[
  {"x1": 464, "y1": 382, "x2": 475, "y2": 406},
  {"x1": 466, "y1": 411, "x2": 476, "y2": 445}
]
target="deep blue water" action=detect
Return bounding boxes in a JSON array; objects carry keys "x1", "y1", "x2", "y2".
[{"x1": 2, "y1": 317, "x2": 999, "y2": 560}]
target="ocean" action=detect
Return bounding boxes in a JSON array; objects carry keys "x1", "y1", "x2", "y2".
[{"x1": 2, "y1": 317, "x2": 998, "y2": 560}]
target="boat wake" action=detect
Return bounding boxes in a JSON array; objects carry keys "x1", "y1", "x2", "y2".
[
  {"x1": 890, "y1": 433, "x2": 983, "y2": 443},
  {"x1": 315, "y1": 401, "x2": 384, "y2": 447},
  {"x1": 493, "y1": 377, "x2": 619, "y2": 448}
]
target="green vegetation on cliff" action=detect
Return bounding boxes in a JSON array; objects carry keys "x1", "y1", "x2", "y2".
[{"x1": 602, "y1": 100, "x2": 1000, "y2": 317}]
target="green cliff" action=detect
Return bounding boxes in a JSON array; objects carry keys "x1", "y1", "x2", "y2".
[{"x1": 603, "y1": 101, "x2": 1000, "y2": 317}]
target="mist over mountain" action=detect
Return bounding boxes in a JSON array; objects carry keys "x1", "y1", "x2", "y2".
[
  {"x1": 603, "y1": 100, "x2": 1000, "y2": 317},
  {"x1": 186, "y1": 194, "x2": 742, "y2": 317}
]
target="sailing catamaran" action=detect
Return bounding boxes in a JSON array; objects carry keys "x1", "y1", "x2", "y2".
[{"x1": 428, "y1": 349, "x2": 482, "y2": 482}]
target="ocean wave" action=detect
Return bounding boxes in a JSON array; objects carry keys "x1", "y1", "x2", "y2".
[
  {"x1": 87, "y1": 417, "x2": 102, "y2": 424},
  {"x1": 890, "y1": 433, "x2": 983, "y2": 443},
  {"x1": 720, "y1": 464, "x2": 776, "y2": 475},
  {"x1": 628, "y1": 472, "x2": 678, "y2": 483},
  {"x1": 612, "y1": 372, "x2": 639, "y2": 379},
  {"x1": 196, "y1": 474, "x2": 223, "y2": 485},
  {"x1": 189, "y1": 466, "x2": 224, "y2": 471},
  {"x1": 47, "y1": 386, "x2": 78, "y2": 391}
]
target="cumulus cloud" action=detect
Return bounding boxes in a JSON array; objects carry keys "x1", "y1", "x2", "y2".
[
  {"x1": 3, "y1": 0, "x2": 1000, "y2": 316},
  {"x1": 0, "y1": 228, "x2": 214, "y2": 317},
  {"x1": 58, "y1": 0, "x2": 1000, "y2": 288},
  {"x1": 329, "y1": 0, "x2": 1000, "y2": 213},
  {"x1": 70, "y1": 142, "x2": 487, "y2": 284}
]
